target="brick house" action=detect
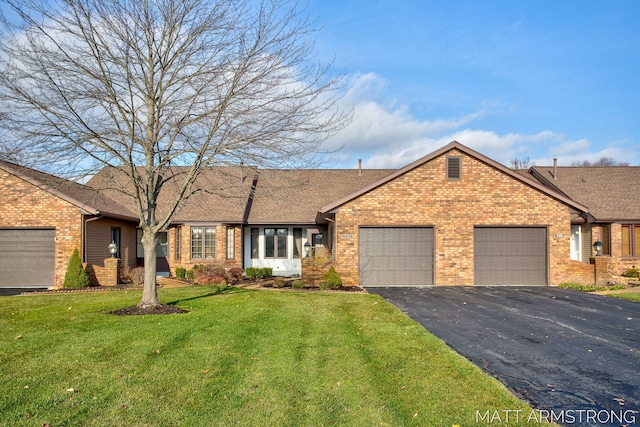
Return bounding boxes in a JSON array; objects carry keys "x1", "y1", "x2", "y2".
[
  {"x1": 528, "y1": 164, "x2": 640, "y2": 279},
  {"x1": 1, "y1": 141, "x2": 635, "y2": 288}
]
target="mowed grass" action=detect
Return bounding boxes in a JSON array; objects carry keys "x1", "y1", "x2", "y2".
[
  {"x1": 0, "y1": 286, "x2": 550, "y2": 426},
  {"x1": 607, "y1": 292, "x2": 640, "y2": 302}
]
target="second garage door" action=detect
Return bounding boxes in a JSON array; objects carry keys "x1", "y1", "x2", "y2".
[
  {"x1": 474, "y1": 227, "x2": 547, "y2": 286},
  {"x1": 359, "y1": 227, "x2": 434, "y2": 287},
  {"x1": 0, "y1": 228, "x2": 55, "y2": 287}
]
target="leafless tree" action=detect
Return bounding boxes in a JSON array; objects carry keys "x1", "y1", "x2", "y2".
[
  {"x1": 510, "y1": 156, "x2": 532, "y2": 170},
  {"x1": 571, "y1": 157, "x2": 629, "y2": 167},
  {"x1": 0, "y1": 0, "x2": 348, "y2": 309}
]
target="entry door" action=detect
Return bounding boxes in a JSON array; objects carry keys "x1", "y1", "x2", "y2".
[{"x1": 359, "y1": 227, "x2": 434, "y2": 287}]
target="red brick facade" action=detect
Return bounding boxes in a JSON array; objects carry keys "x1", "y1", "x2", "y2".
[{"x1": 330, "y1": 149, "x2": 585, "y2": 286}]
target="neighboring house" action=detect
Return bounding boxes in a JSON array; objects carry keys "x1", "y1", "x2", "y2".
[
  {"x1": 0, "y1": 160, "x2": 139, "y2": 287},
  {"x1": 528, "y1": 165, "x2": 640, "y2": 275},
  {"x1": 1, "y1": 141, "x2": 636, "y2": 289}
]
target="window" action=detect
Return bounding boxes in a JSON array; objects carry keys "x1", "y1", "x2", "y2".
[
  {"x1": 446, "y1": 156, "x2": 461, "y2": 180},
  {"x1": 191, "y1": 226, "x2": 216, "y2": 259},
  {"x1": 136, "y1": 229, "x2": 167, "y2": 257},
  {"x1": 622, "y1": 225, "x2": 640, "y2": 257},
  {"x1": 250, "y1": 228, "x2": 259, "y2": 259},
  {"x1": 226, "y1": 227, "x2": 235, "y2": 259},
  {"x1": 265, "y1": 228, "x2": 288, "y2": 258},
  {"x1": 110, "y1": 227, "x2": 121, "y2": 258},
  {"x1": 293, "y1": 228, "x2": 303, "y2": 259},
  {"x1": 174, "y1": 226, "x2": 181, "y2": 260}
]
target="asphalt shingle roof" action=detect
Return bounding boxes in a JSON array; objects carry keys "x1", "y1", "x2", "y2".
[
  {"x1": 247, "y1": 169, "x2": 394, "y2": 224},
  {"x1": 0, "y1": 160, "x2": 137, "y2": 219},
  {"x1": 531, "y1": 166, "x2": 640, "y2": 221}
]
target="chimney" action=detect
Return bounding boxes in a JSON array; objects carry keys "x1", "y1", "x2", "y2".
[
  {"x1": 553, "y1": 158, "x2": 557, "y2": 180},
  {"x1": 358, "y1": 159, "x2": 362, "y2": 176}
]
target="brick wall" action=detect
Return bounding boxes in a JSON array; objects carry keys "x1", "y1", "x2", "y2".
[
  {"x1": 332, "y1": 149, "x2": 580, "y2": 287},
  {"x1": 0, "y1": 169, "x2": 83, "y2": 288},
  {"x1": 167, "y1": 225, "x2": 242, "y2": 275}
]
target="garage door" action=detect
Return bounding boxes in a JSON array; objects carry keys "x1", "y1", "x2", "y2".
[
  {"x1": 0, "y1": 229, "x2": 55, "y2": 287},
  {"x1": 474, "y1": 227, "x2": 547, "y2": 286},
  {"x1": 359, "y1": 227, "x2": 433, "y2": 287}
]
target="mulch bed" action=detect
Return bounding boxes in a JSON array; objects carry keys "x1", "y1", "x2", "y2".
[{"x1": 110, "y1": 304, "x2": 189, "y2": 316}]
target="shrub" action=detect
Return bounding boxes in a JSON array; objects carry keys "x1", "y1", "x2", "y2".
[
  {"x1": 62, "y1": 248, "x2": 90, "y2": 289},
  {"x1": 197, "y1": 274, "x2": 227, "y2": 285},
  {"x1": 260, "y1": 267, "x2": 273, "y2": 278},
  {"x1": 193, "y1": 263, "x2": 225, "y2": 280},
  {"x1": 185, "y1": 269, "x2": 195, "y2": 280},
  {"x1": 246, "y1": 267, "x2": 272, "y2": 279},
  {"x1": 292, "y1": 279, "x2": 304, "y2": 289},
  {"x1": 322, "y1": 266, "x2": 342, "y2": 290},
  {"x1": 273, "y1": 277, "x2": 285, "y2": 288},
  {"x1": 226, "y1": 267, "x2": 244, "y2": 283},
  {"x1": 245, "y1": 267, "x2": 258, "y2": 279},
  {"x1": 622, "y1": 267, "x2": 639, "y2": 278},
  {"x1": 130, "y1": 267, "x2": 145, "y2": 287},
  {"x1": 175, "y1": 267, "x2": 187, "y2": 279}
]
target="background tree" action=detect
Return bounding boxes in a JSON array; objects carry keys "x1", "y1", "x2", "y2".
[
  {"x1": 510, "y1": 156, "x2": 532, "y2": 170},
  {"x1": 571, "y1": 157, "x2": 630, "y2": 167},
  {"x1": 0, "y1": 0, "x2": 348, "y2": 310}
]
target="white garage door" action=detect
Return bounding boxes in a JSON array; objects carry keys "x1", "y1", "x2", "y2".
[
  {"x1": 359, "y1": 227, "x2": 434, "y2": 287},
  {"x1": 474, "y1": 227, "x2": 547, "y2": 286},
  {"x1": 0, "y1": 229, "x2": 55, "y2": 287}
]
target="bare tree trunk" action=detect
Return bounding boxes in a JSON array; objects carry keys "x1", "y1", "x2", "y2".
[{"x1": 138, "y1": 229, "x2": 160, "y2": 308}]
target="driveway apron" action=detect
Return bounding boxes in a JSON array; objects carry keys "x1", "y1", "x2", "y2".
[{"x1": 368, "y1": 286, "x2": 640, "y2": 427}]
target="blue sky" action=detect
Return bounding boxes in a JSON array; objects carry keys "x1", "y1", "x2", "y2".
[{"x1": 307, "y1": 0, "x2": 640, "y2": 169}]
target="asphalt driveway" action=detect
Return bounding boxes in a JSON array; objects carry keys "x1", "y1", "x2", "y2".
[{"x1": 368, "y1": 286, "x2": 640, "y2": 427}]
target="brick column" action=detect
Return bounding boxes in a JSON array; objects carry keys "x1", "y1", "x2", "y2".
[
  {"x1": 103, "y1": 258, "x2": 120, "y2": 287},
  {"x1": 590, "y1": 256, "x2": 610, "y2": 286}
]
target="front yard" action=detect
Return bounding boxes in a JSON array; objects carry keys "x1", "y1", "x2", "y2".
[{"x1": 0, "y1": 286, "x2": 550, "y2": 426}]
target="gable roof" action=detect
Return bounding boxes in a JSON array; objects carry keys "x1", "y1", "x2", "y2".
[
  {"x1": 0, "y1": 159, "x2": 137, "y2": 220},
  {"x1": 530, "y1": 166, "x2": 640, "y2": 221},
  {"x1": 319, "y1": 141, "x2": 589, "y2": 214},
  {"x1": 247, "y1": 168, "x2": 394, "y2": 224},
  {"x1": 87, "y1": 166, "x2": 256, "y2": 223}
]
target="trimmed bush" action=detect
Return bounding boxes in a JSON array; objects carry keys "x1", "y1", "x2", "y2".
[
  {"x1": 273, "y1": 277, "x2": 285, "y2": 288},
  {"x1": 227, "y1": 267, "x2": 244, "y2": 283},
  {"x1": 185, "y1": 269, "x2": 195, "y2": 280},
  {"x1": 245, "y1": 267, "x2": 273, "y2": 280},
  {"x1": 175, "y1": 267, "x2": 187, "y2": 279},
  {"x1": 62, "y1": 248, "x2": 90, "y2": 289},
  {"x1": 197, "y1": 275, "x2": 228, "y2": 285},
  {"x1": 130, "y1": 267, "x2": 145, "y2": 286},
  {"x1": 292, "y1": 279, "x2": 304, "y2": 289},
  {"x1": 622, "y1": 267, "x2": 639, "y2": 278},
  {"x1": 322, "y1": 266, "x2": 342, "y2": 290}
]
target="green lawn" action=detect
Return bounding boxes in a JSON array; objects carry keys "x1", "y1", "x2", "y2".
[
  {"x1": 0, "y1": 286, "x2": 550, "y2": 426},
  {"x1": 607, "y1": 292, "x2": 640, "y2": 302}
]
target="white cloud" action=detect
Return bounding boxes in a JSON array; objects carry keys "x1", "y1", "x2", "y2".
[{"x1": 323, "y1": 72, "x2": 639, "y2": 169}]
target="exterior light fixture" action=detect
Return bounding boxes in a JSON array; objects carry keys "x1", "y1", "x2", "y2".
[
  {"x1": 304, "y1": 241, "x2": 311, "y2": 257},
  {"x1": 593, "y1": 240, "x2": 603, "y2": 256},
  {"x1": 108, "y1": 241, "x2": 118, "y2": 258}
]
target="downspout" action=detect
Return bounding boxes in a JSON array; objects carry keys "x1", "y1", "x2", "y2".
[{"x1": 83, "y1": 215, "x2": 103, "y2": 263}]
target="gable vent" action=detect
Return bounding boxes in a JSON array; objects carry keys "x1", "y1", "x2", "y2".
[{"x1": 447, "y1": 156, "x2": 461, "y2": 180}]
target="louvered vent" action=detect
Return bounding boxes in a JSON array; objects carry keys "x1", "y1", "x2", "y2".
[{"x1": 447, "y1": 156, "x2": 461, "y2": 180}]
